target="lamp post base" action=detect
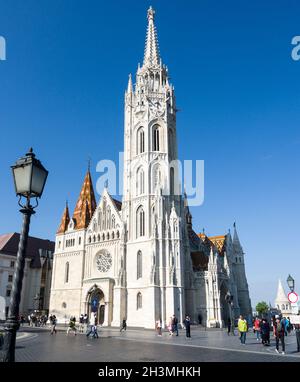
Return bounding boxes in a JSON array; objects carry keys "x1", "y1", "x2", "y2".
[{"x1": 1, "y1": 318, "x2": 19, "y2": 362}]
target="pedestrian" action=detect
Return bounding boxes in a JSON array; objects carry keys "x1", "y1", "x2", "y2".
[
  {"x1": 238, "y1": 315, "x2": 247, "y2": 345},
  {"x1": 254, "y1": 317, "x2": 261, "y2": 342},
  {"x1": 172, "y1": 315, "x2": 179, "y2": 336},
  {"x1": 66, "y1": 316, "x2": 77, "y2": 336},
  {"x1": 168, "y1": 317, "x2": 173, "y2": 336},
  {"x1": 155, "y1": 318, "x2": 162, "y2": 336},
  {"x1": 86, "y1": 314, "x2": 99, "y2": 339},
  {"x1": 83, "y1": 313, "x2": 88, "y2": 333},
  {"x1": 120, "y1": 318, "x2": 127, "y2": 332},
  {"x1": 294, "y1": 324, "x2": 300, "y2": 352},
  {"x1": 260, "y1": 319, "x2": 270, "y2": 346},
  {"x1": 274, "y1": 317, "x2": 285, "y2": 354},
  {"x1": 227, "y1": 317, "x2": 231, "y2": 335},
  {"x1": 198, "y1": 314, "x2": 202, "y2": 325},
  {"x1": 50, "y1": 315, "x2": 57, "y2": 335},
  {"x1": 78, "y1": 314, "x2": 84, "y2": 333},
  {"x1": 184, "y1": 315, "x2": 191, "y2": 338}
]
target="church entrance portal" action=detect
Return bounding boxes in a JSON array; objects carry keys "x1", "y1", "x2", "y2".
[{"x1": 87, "y1": 287, "x2": 105, "y2": 325}]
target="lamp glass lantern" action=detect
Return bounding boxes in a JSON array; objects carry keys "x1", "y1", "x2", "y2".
[
  {"x1": 287, "y1": 274, "x2": 295, "y2": 292},
  {"x1": 11, "y1": 148, "x2": 48, "y2": 199}
]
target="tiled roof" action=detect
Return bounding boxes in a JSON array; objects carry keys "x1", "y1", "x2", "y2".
[
  {"x1": 0, "y1": 233, "x2": 55, "y2": 268},
  {"x1": 72, "y1": 170, "x2": 97, "y2": 230},
  {"x1": 197, "y1": 233, "x2": 227, "y2": 256},
  {"x1": 57, "y1": 203, "x2": 70, "y2": 234}
]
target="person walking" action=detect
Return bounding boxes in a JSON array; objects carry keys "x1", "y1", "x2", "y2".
[
  {"x1": 120, "y1": 318, "x2": 127, "y2": 332},
  {"x1": 155, "y1": 319, "x2": 162, "y2": 336},
  {"x1": 172, "y1": 315, "x2": 179, "y2": 336},
  {"x1": 83, "y1": 313, "x2": 88, "y2": 333},
  {"x1": 227, "y1": 317, "x2": 231, "y2": 336},
  {"x1": 295, "y1": 324, "x2": 300, "y2": 352},
  {"x1": 50, "y1": 315, "x2": 57, "y2": 335},
  {"x1": 254, "y1": 317, "x2": 261, "y2": 342},
  {"x1": 238, "y1": 315, "x2": 247, "y2": 345},
  {"x1": 260, "y1": 319, "x2": 270, "y2": 346},
  {"x1": 66, "y1": 316, "x2": 77, "y2": 336},
  {"x1": 275, "y1": 317, "x2": 285, "y2": 354},
  {"x1": 168, "y1": 317, "x2": 173, "y2": 336},
  {"x1": 78, "y1": 314, "x2": 84, "y2": 333},
  {"x1": 184, "y1": 315, "x2": 191, "y2": 338}
]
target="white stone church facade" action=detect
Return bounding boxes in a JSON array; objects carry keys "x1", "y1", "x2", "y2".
[{"x1": 49, "y1": 7, "x2": 252, "y2": 328}]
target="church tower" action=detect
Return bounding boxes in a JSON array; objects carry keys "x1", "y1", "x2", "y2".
[
  {"x1": 232, "y1": 223, "x2": 252, "y2": 318},
  {"x1": 122, "y1": 7, "x2": 187, "y2": 328}
]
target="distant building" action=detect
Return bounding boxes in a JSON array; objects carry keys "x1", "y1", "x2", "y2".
[
  {"x1": 0, "y1": 233, "x2": 54, "y2": 318},
  {"x1": 274, "y1": 279, "x2": 292, "y2": 316}
]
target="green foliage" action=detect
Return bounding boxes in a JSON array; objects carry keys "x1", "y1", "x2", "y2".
[{"x1": 255, "y1": 301, "x2": 269, "y2": 317}]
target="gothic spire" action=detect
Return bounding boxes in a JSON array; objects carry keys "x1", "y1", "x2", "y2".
[
  {"x1": 143, "y1": 6, "x2": 160, "y2": 67},
  {"x1": 72, "y1": 168, "x2": 96, "y2": 230},
  {"x1": 233, "y1": 222, "x2": 243, "y2": 253},
  {"x1": 127, "y1": 73, "x2": 133, "y2": 93},
  {"x1": 57, "y1": 201, "x2": 70, "y2": 234}
]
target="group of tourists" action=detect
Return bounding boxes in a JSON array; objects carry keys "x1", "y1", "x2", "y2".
[
  {"x1": 155, "y1": 314, "x2": 191, "y2": 338},
  {"x1": 238, "y1": 314, "x2": 300, "y2": 355},
  {"x1": 27, "y1": 313, "x2": 48, "y2": 327}
]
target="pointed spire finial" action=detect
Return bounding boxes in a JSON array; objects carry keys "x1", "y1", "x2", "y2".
[
  {"x1": 143, "y1": 6, "x2": 160, "y2": 67},
  {"x1": 87, "y1": 157, "x2": 91, "y2": 172},
  {"x1": 147, "y1": 6, "x2": 155, "y2": 21}
]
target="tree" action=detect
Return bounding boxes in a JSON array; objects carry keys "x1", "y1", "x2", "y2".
[{"x1": 255, "y1": 301, "x2": 269, "y2": 317}]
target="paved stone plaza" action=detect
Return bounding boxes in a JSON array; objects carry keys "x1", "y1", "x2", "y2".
[{"x1": 14, "y1": 326, "x2": 300, "y2": 362}]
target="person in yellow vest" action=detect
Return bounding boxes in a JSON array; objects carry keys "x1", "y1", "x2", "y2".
[{"x1": 238, "y1": 315, "x2": 248, "y2": 345}]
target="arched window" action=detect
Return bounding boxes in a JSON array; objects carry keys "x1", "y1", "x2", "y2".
[
  {"x1": 137, "y1": 251, "x2": 142, "y2": 279},
  {"x1": 153, "y1": 125, "x2": 160, "y2": 151},
  {"x1": 168, "y1": 129, "x2": 174, "y2": 158},
  {"x1": 136, "y1": 206, "x2": 145, "y2": 238},
  {"x1": 281, "y1": 304, "x2": 285, "y2": 310},
  {"x1": 137, "y1": 128, "x2": 145, "y2": 154},
  {"x1": 65, "y1": 262, "x2": 69, "y2": 283},
  {"x1": 78, "y1": 237, "x2": 81, "y2": 245},
  {"x1": 136, "y1": 167, "x2": 145, "y2": 195},
  {"x1": 103, "y1": 198, "x2": 107, "y2": 230},
  {"x1": 170, "y1": 167, "x2": 174, "y2": 196},
  {"x1": 112, "y1": 215, "x2": 115, "y2": 229},
  {"x1": 137, "y1": 292, "x2": 142, "y2": 310}
]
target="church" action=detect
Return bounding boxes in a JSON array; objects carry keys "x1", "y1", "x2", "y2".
[{"x1": 49, "y1": 7, "x2": 252, "y2": 328}]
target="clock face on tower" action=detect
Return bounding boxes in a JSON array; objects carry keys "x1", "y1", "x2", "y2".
[{"x1": 96, "y1": 251, "x2": 112, "y2": 273}]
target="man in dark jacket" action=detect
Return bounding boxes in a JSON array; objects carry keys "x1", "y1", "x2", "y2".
[
  {"x1": 260, "y1": 319, "x2": 270, "y2": 346},
  {"x1": 184, "y1": 315, "x2": 191, "y2": 338},
  {"x1": 275, "y1": 317, "x2": 285, "y2": 354}
]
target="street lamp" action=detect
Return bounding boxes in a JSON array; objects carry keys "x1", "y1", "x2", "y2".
[
  {"x1": 1, "y1": 148, "x2": 48, "y2": 362},
  {"x1": 287, "y1": 274, "x2": 295, "y2": 292}
]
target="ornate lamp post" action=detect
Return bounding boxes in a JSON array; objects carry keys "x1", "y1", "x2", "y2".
[
  {"x1": 1, "y1": 148, "x2": 48, "y2": 362},
  {"x1": 287, "y1": 274, "x2": 295, "y2": 292}
]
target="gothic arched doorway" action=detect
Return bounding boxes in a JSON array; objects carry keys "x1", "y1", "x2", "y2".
[
  {"x1": 220, "y1": 282, "x2": 231, "y2": 326},
  {"x1": 87, "y1": 286, "x2": 105, "y2": 325}
]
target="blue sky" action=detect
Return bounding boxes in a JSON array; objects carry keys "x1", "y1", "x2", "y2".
[{"x1": 0, "y1": 0, "x2": 299, "y2": 306}]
